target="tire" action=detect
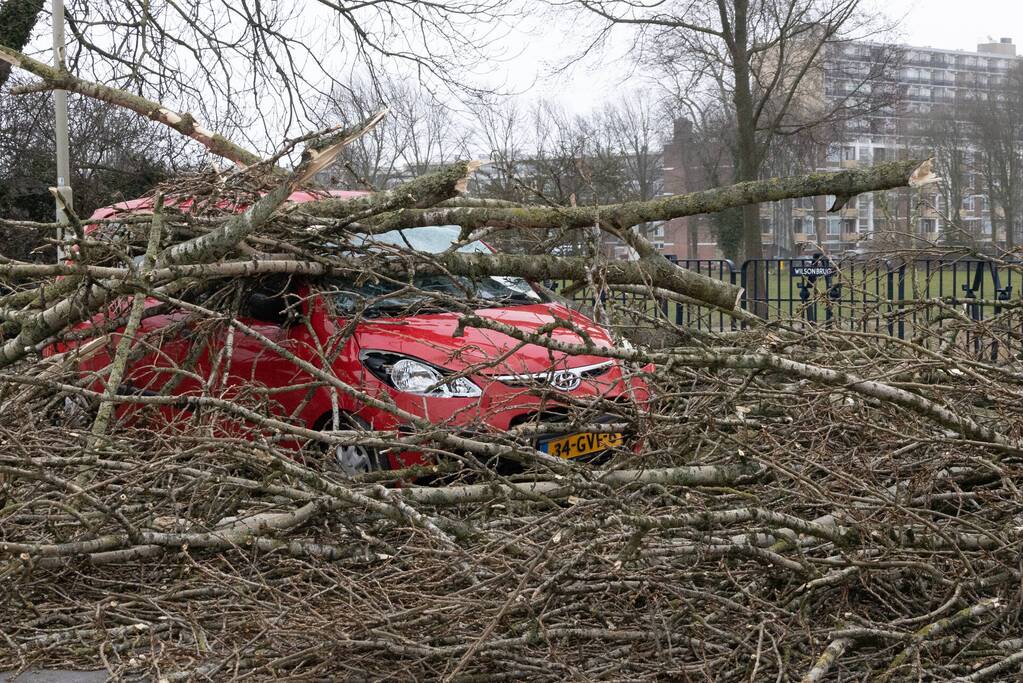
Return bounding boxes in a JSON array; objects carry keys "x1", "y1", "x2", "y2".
[{"x1": 320, "y1": 413, "x2": 391, "y2": 477}]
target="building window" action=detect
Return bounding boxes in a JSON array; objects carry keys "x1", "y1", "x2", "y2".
[
  {"x1": 858, "y1": 218, "x2": 871, "y2": 234},
  {"x1": 919, "y1": 218, "x2": 936, "y2": 235},
  {"x1": 827, "y1": 218, "x2": 841, "y2": 236},
  {"x1": 647, "y1": 223, "x2": 665, "y2": 238},
  {"x1": 761, "y1": 218, "x2": 772, "y2": 234},
  {"x1": 805, "y1": 217, "x2": 816, "y2": 235}
]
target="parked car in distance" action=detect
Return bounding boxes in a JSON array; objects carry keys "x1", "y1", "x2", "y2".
[{"x1": 59, "y1": 192, "x2": 651, "y2": 475}]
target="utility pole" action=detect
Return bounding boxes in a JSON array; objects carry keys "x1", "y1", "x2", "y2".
[{"x1": 52, "y1": 0, "x2": 72, "y2": 261}]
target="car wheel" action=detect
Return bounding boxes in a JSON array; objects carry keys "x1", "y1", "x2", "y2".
[{"x1": 321, "y1": 413, "x2": 390, "y2": 476}]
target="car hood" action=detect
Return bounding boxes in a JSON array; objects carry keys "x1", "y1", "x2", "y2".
[{"x1": 352, "y1": 302, "x2": 615, "y2": 375}]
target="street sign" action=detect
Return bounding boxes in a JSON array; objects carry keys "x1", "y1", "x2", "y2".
[{"x1": 791, "y1": 264, "x2": 837, "y2": 278}]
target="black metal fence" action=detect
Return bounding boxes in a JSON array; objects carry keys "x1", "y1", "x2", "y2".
[{"x1": 569, "y1": 256, "x2": 1023, "y2": 357}]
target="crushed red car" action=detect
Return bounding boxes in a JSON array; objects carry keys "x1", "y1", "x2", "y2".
[{"x1": 56, "y1": 191, "x2": 651, "y2": 474}]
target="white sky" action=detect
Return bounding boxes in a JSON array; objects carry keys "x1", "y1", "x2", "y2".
[
  {"x1": 511, "y1": 0, "x2": 1023, "y2": 113},
  {"x1": 883, "y1": 0, "x2": 1023, "y2": 51}
]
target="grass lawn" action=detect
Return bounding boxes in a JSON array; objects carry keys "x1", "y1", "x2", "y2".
[{"x1": 557, "y1": 258, "x2": 1023, "y2": 338}]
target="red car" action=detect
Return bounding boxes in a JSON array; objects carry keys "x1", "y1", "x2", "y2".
[{"x1": 62, "y1": 192, "x2": 651, "y2": 475}]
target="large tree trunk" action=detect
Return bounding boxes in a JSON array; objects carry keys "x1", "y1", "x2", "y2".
[
  {"x1": 729, "y1": 0, "x2": 763, "y2": 264},
  {"x1": 728, "y1": 0, "x2": 768, "y2": 314},
  {"x1": 1004, "y1": 202, "x2": 1016, "y2": 252}
]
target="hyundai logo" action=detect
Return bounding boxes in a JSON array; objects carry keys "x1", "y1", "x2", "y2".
[{"x1": 549, "y1": 370, "x2": 582, "y2": 392}]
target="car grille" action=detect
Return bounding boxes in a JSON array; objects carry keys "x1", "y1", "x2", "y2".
[{"x1": 492, "y1": 360, "x2": 614, "y2": 388}]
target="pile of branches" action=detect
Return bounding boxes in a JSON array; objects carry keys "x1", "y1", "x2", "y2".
[
  {"x1": 1, "y1": 318, "x2": 1022, "y2": 681},
  {"x1": 1, "y1": 122, "x2": 1021, "y2": 680}
]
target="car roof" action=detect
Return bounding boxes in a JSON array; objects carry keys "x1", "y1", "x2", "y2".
[{"x1": 87, "y1": 189, "x2": 371, "y2": 222}]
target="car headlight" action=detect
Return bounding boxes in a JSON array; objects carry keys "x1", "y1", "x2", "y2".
[{"x1": 361, "y1": 351, "x2": 482, "y2": 398}]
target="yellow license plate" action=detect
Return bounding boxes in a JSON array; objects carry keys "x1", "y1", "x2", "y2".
[{"x1": 540, "y1": 432, "x2": 624, "y2": 459}]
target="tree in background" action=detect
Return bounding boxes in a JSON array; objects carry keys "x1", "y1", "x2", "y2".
[
  {"x1": 601, "y1": 97, "x2": 663, "y2": 204},
  {"x1": 971, "y1": 64, "x2": 1023, "y2": 252},
  {"x1": 468, "y1": 95, "x2": 663, "y2": 207},
  {"x1": 2, "y1": 0, "x2": 510, "y2": 157},
  {"x1": 313, "y1": 80, "x2": 402, "y2": 190},
  {"x1": 923, "y1": 106, "x2": 974, "y2": 247},
  {"x1": 315, "y1": 78, "x2": 468, "y2": 190},
  {"x1": 0, "y1": 0, "x2": 44, "y2": 88},
  {"x1": 471, "y1": 97, "x2": 525, "y2": 202},
  {"x1": 566, "y1": 0, "x2": 895, "y2": 261},
  {"x1": 0, "y1": 84, "x2": 188, "y2": 257}
]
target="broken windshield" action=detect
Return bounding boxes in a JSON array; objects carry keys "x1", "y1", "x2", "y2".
[{"x1": 328, "y1": 226, "x2": 541, "y2": 316}]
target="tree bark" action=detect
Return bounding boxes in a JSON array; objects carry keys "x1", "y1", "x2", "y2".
[
  {"x1": 728, "y1": 0, "x2": 765, "y2": 264},
  {"x1": 293, "y1": 161, "x2": 481, "y2": 223},
  {"x1": 367, "y1": 160, "x2": 934, "y2": 235}
]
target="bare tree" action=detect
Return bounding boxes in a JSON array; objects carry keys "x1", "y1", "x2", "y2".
[
  {"x1": 0, "y1": 79, "x2": 189, "y2": 256},
  {"x1": 467, "y1": 96, "x2": 665, "y2": 256},
  {"x1": 3, "y1": 0, "x2": 512, "y2": 152},
  {"x1": 314, "y1": 79, "x2": 404, "y2": 190},
  {"x1": 565, "y1": 0, "x2": 896, "y2": 261},
  {"x1": 472, "y1": 97, "x2": 662, "y2": 207},
  {"x1": 470, "y1": 97, "x2": 528, "y2": 201},
  {"x1": 923, "y1": 105, "x2": 974, "y2": 247},
  {"x1": 602, "y1": 95, "x2": 664, "y2": 203},
  {"x1": 387, "y1": 80, "x2": 471, "y2": 178},
  {"x1": 970, "y1": 64, "x2": 1023, "y2": 252},
  {"x1": 316, "y1": 75, "x2": 473, "y2": 190}
]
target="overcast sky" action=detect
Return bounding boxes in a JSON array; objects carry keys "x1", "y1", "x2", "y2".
[
  {"x1": 885, "y1": 0, "x2": 1023, "y2": 50},
  {"x1": 518, "y1": 0, "x2": 1023, "y2": 113}
]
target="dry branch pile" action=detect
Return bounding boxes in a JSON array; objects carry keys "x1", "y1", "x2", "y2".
[{"x1": 1, "y1": 145, "x2": 1021, "y2": 681}]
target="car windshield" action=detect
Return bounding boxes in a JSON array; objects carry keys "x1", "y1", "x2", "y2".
[{"x1": 328, "y1": 226, "x2": 541, "y2": 316}]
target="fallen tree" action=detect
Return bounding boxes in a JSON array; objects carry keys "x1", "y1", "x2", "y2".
[{"x1": 3, "y1": 50, "x2": 1023, "y2": 682}]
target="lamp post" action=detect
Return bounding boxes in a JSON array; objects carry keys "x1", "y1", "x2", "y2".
[{"x1": 52, "y1": 0, "x2": 72, "y2": 261}]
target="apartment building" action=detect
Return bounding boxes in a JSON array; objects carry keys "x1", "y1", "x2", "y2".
[
  {"x1": 661, "y1": 36, "x2": 1022, "y2": 261},
  {"x1": 816, "y1": 37, "x2": 1020, "y2": 253}
]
